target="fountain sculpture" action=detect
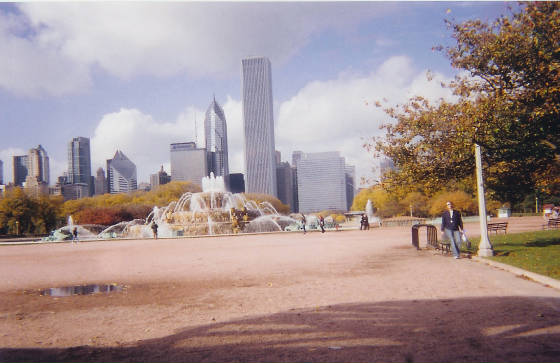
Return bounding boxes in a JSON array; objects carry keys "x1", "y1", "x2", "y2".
[{"x1": 45, "y1": 173, "x2": 299, "y2": 241}]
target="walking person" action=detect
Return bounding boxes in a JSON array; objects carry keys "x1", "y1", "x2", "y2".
[
  {"x1": 441, "y1": 201, "x2": 463, "y2": 259},
  {"x1": 72, "y1": 227, "x2": 79, "y2": 244},
  {"x1": 300, "y1": 213, "x2": 307, "y2": 234},
  {"x1": 319, "y1": 215, "x2": 325, "y2": 233},
  {"x1": 151, "y1": 221, "x2": 158, "y2": 239}
]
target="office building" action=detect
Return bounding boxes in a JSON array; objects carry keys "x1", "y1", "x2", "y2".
[
  {"x1": 204, "y1": 97, "x2": 229, "y2": 180},
  {"x1": 68, "y1": 137, "x2": 92, "y2": 196},
  {"x1": 276, "y1": 161, "x2": 296, "y2": 212},
  {"x1": 228, "y1": 173, "x2": 245, "y2": 194},
  {"x1": 150, "y1": 166, "x2": 171, "y2": 189},
  {"x1": 0, "y1": 159, "x2": 3, "y2": 185},
  {"x1": 241, "y1": 56, "x2": 277, "y2": 196},
  {"x1": 170, "y1": 142, "x2": 207, "y2": 188},
  {"x1": 345, "y1": 165, "x2": 356, "y2": 210},
  {"x1": 13, "y1": 155, "x2": 28, "y2": 186},
  {"x1": 295, "y1": 151, "x2": 348, "y2": 213},
  {"x1": 94, "y1": 167, "x2": 107, "y2": 195},
  {"x1": 13, "y1": 145, "x2": 50, "y2": 187},
  {"x1": 292, "y1": 151, "x2": 304, "y2": 168},
  {"x1": 61, "y1": 183, "x2": 90, "y2": 201},
  {"x1": 28, "y1": 145, "x2": 50, "y2": 185},
  {"x1": 24, "y1": 175, "x2": 49, "y2": 198},
  {"x1": 107, "y1": 150, "x2": 137, "y2": 194}
]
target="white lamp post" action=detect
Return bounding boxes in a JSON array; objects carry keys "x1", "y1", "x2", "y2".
[{"x1": 475, "y1": 143, "x2": 494, "y2": 256}]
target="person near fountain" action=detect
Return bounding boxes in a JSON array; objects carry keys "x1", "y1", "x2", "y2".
[
  {"x1": 441, "y1": 201, "x2": 463, "y2": 259},
  {"x1": 72, "y1": 227, "x2": 79, "y2": 244},
  {"x1": 151, "y1": 222, "x2": 158, "y2": 239},
  {"x1": 301, "y1": 213, "x2": 307, "y2": 234},
  {"x1": 319, "y1": 216, "x2": 325, "y2": 233},
  {"x1": 360, "y1": 214, "x2": 370, "y2": 230}
]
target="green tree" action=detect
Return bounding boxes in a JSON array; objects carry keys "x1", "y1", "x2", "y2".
[
  {"x1": 372, "y1": 3, "x2": 560, "y2": 205},
  {"x1": 0, "y1": 188, "x2": 34, "y2": 235}
]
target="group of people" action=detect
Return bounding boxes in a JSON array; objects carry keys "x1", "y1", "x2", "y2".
[
  {"x1": 300, "y1": 214, "x2": 326, "y2": 233},
  {"x1": 360, "y1": 214, "x2": 370, "y2": 230}
]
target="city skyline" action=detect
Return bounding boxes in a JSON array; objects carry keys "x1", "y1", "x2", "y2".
[{"x1": 0, "y1": 2, "x2": 515, "y2": 186}]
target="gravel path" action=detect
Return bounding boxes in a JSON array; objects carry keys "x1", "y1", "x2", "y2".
[{"x1": 0, "y1": 216, "x2": 559, "y2": 362}]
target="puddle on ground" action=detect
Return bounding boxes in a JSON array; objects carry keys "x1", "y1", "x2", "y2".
[{"x1": 36, "y1": 284, "x2": 125, "y2": 297}]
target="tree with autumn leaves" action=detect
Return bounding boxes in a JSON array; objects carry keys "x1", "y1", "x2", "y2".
[{"x1": 371, "y1": 2, "x2": 559, "y2": 208}]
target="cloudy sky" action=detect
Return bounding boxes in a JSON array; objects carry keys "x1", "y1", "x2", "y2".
[{"x1": 0, "y1": 1, "x2": 514, "y2": 187}]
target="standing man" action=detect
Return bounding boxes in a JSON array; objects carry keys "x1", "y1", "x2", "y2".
[
  {"x1": 72, "y1": 227, "x2": 79, "y2": 244},
  {"x1": 319, "y1": 215, "x2": 325, "y2": 233},
  {"x1": 441, "y1": 201, "x2": 463, "y2": 259},
  {"x1": 301, "y1": 213, "x2": 307, "y2": 234},
  {"x1": 151, "y1": 222, "x2": 158, "y2": 239}
]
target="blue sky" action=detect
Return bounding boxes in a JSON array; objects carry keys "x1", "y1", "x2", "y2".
[{"x1": 0, "y1": 1, "x2": 515, "y2": 187}]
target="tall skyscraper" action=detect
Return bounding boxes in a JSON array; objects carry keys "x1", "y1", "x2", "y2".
[
  {"x1": 296, "y1": 151, "x2": 348, "y2": 213},
  {"x1": 106, "y1": 150, "x2": 137, "y2": 194},
  {"x1": 170, "y1": 142, "x2": 207, "y2": 188},
  {"x1": 204, "y1": 96, "x2": 229, "y2": 179},
  {"x1": 94, "y1": 167, "x2": 107, "y2": 195},
  {"x1": 13, "y1": 155, "x2": 28, "y2": 186},
  {"x1": 68, "y1": 137, "x2": 92, "y2": 196},
  {"x1": 28, "y1": 145, "x2": 50, "y2": 185},
  {"x1": 241, "y1": 56, "x2": 277, "y2": 197}
]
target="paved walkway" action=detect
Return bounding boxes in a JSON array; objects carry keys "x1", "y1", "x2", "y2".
[{"x1": 0, "y1": 217, "x2": 559, "y2": 362}]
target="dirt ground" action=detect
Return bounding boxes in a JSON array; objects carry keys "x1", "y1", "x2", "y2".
[{"x1": 1, "y1": 216, "x2": 559, "y2": 362}]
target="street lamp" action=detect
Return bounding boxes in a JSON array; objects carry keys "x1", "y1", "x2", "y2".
[{"x1": 475, "y1": 143, "x2": 494, "y2": 256}]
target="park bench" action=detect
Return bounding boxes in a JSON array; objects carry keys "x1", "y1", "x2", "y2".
[
  {"x1": 487, "y1": 222, "x2": 508, "y2": 234},
  {"x1": 543, "y1": 218, "x2": 560, "y2": 230}
]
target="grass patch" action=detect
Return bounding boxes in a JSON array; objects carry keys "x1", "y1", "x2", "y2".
[{"x1": 463, "y1": 230, "x2": 560, "y2": 280}]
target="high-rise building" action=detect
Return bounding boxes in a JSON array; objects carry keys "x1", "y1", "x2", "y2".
[
  {"x1": 228, "y1": 173, "x2": 245, "y2": 194},
  {"x1": 94, "y1": 167, "x2": 107, "y2": 195},
  {"x1": 292, "y1": 150, "x2": 304, "y2": 168},
  {"x1": 345, "y1": 165, "x2": 356, "y2": 210},
  {"x1": 13, "y1": 155, "x2": 28, "y2": 186},
  {"x1": 296, "y1": 151, "x2": 348, "y2": 213},
  {"x1": 12, "y1": 145, "x2": 50, "y2": 187},
  {"x1": 241, "y1": 56, "x2": 277, "y2": 196},
  {"x1": 106, "y1": 150, "x2": 137, "y2": 194},
  {"x1": 170, "y1": 142, "x2": 207, "y2": 188},
  {"x1": 150, "y1": 165, "x2": 171, "y2": 190},
  {"x1": 276, "y1": 161, "x2": 296, "y2": 212},
  {"x1": 68, "y1": 137, "x2": 92, "y2": 196},
  {"x1": 204, "y1": 97, "x2": 229, "y2": 180},
  {"x1": 0, "y1": 159, "x2": 3, "y2": 185},
  {"x1": 28, "y1": 145, "x2": 50, "y2": 185}
]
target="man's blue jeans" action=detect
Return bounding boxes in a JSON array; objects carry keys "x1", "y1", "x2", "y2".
[{"x1": 444, "y1": 228, "x2": 461, "y2": 257}]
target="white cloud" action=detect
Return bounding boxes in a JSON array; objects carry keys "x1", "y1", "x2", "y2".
[
  {"x1": 275, "y1": 56, "x2": 455, "y2": 186},
  {"x1": 1, "y1": 2, "x2": 385, "y2": 96},
  {"x1": 0, "y1": 11, "x2": 91, "y2": 97}
]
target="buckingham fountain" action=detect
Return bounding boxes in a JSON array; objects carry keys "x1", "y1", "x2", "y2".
[{"x1": 46, "y1": 174, "x2": 299, "y2": 241}]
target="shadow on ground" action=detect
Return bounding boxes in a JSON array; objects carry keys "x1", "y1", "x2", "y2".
[{"x1": 2, "y1": 296, "x2": 560, "y2": 362}]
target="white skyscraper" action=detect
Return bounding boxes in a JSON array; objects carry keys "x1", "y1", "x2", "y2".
[
  {"x1": 241, "y1": 56, "x2": 277, "y2": 197},
  {"x1": 106, "y1": 150, "x2": 137, "y2": 194},
  {"x1": 296, "y1": 151, "x2": 348, "y2": 213},
  {"x1": 204, "y1": 96, "x2": 229, "y2": 179}
]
